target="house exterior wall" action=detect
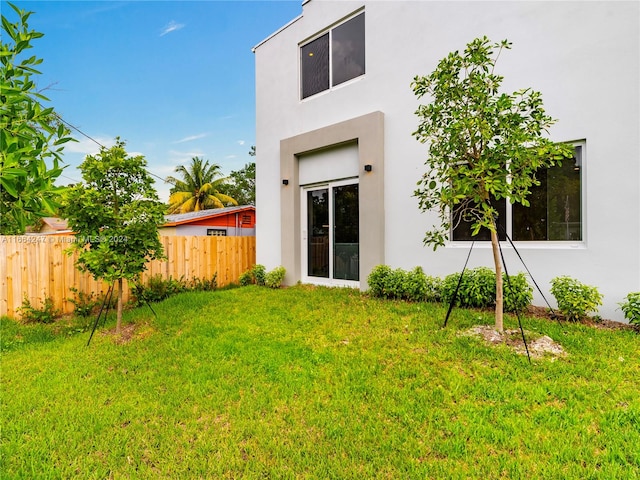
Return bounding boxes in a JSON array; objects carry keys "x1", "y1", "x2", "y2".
[
  {"x1": 254, "y1": 0, "x2": 640, "y2": 321},
  {"x1": 187, "y1": 211, "x2": 255, "y2": 229},
  {"x1": 159, "y1": 226, "x2": 255, "y2": 237}
]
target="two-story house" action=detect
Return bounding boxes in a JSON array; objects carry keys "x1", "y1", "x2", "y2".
[{"x1": 253, "y1": 0, "x2": 639, "y2": 321}]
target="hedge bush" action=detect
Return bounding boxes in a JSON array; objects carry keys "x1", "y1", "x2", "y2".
[
  {"x1": 368, "y1": 265, "x2": 531, "y2": 312},
  {"x1": 367, "y1": 265, "x2": 441, "y2": 302},
  {"x1": 550, "y1": 276, "x2": 603, "y2": 321},
  {"x1": 619, "y1": 292, "x2": 640, "y2": 325},
  {"x1": 240, "y1": 264, "x2": 286, "y2": 289},
  {"x1": 265, "y1": 266, "x2": 286, "y2": 289}
]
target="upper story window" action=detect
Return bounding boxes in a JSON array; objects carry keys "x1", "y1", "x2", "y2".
[
  {"x1": 453, "y1": 143, "x2": 584, "y2": 242},
  {"x1": 301, "y1": 12, "x2": 365, "y2": 99}
]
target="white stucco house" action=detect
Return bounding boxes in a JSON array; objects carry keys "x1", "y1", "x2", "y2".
[{"x1": 253, "y1": 0, "x2": 639, "y2": 321}]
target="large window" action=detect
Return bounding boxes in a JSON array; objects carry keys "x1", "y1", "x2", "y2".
[
  {"x1": 301, "y1": 12, "x2": 365, "y2": 99},
  {"x1": 453, "y1": 144, "x2": 583, "y2": 242}
]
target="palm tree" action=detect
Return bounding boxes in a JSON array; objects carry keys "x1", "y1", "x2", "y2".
[{"x1": 166, "y1": 157, "x2": 237, "y2": 213}]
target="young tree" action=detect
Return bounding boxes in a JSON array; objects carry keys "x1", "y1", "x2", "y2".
[
  {"x1": 62, "y1": 139, "x2": 165, "y2": 333},
  {"x1": 166, "y1": 156, "x2": 237, "y2": 213},
  {"x1": 412, "y1": 37, "x2": 573, "y2": 331},
  {"x1": 1, "y1": 3, "x2": 74, "y2": 234}
]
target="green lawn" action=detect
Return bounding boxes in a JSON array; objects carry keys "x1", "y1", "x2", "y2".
[{"x1": 1, "y1": 285, "x2": 639, "y2": 479}]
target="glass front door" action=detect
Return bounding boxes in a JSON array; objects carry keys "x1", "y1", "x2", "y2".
[{"x1": 303, "y1": 180, "x2": 359, "y2": 285}]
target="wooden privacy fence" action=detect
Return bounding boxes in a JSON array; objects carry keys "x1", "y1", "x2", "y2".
[{"x1": 0, "y1": 235, "x2": 256, "y2": 319}]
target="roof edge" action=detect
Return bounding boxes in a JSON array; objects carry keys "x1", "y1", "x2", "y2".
[
  {"x1": 163, "y1": 206, "x2": 255, "y2": 227},
  {"x1": 252, "y1": 13, "x2": 303, "y2": 52}
]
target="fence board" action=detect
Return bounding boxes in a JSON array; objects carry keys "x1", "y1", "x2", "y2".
[{"x1": 0, "y1": 235, "x2": 256, "y2": 319}]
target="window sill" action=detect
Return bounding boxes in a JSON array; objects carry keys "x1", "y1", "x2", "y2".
[{"x1": 446, "y1": 241, "x2": 586, "y2": 250}]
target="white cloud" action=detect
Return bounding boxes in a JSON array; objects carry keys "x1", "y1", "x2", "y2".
[
  {"x1": 160, "y1": 20, "x2": 185, "y2": 37},
  {"x1": 65, "y1": 136, "x2": 116, "y2": 155},
  {"x1": 173, "y1": 133, "x2": 209, "y2": 144},
  {"x1": 225, "y1": 155, "x2": 237, "y2": 160},
  {"x1": 167, "y1": 149, "x2": 205, "y2": 166},
  {"x1": 237, "y1": 140, "x2": 245, "y2": 146}
]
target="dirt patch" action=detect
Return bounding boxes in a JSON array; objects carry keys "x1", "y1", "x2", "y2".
[
  {"x1": 460, "y1": 325, "x2": 567, "y2": 359},
  {"x1": 101, "y1": 322, "x2": 152, "y2": 344}
]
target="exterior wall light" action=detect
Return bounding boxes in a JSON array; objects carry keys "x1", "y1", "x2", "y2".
[
  {"x1": 282, "y1": 179, "x2": 289, "y2": 185},
  {"x1": 364, "y1": 164, "x2": 372, "y2": 172}
]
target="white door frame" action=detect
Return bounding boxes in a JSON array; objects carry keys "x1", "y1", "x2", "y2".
[{"x1": 301, "y1": 178, "x2": 360, "y2": 288}]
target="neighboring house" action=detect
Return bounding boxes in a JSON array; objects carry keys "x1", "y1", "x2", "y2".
[
  {"x1": 253, "y1": 0, "x2": 639, "y2": 321},
  {"x1": 26, "y1": 217, "x2": 73, "y2": 236},
  {"x1": 160, "y1": 206, "x2": 256, "y2": 237}
]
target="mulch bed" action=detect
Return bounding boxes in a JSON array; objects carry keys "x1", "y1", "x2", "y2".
[{"x1": 524, "y1": 305, "x2": 639, "y2": 332}]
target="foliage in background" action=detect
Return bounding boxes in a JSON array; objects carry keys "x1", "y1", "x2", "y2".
[
  {"x1": 0, "y1": 3, "x2": 74, "y2": 234},
  {"x1": 218, "y1": 147, "x2": 255, "y2": 206},
  {"x1": 132, "y1": 274, "x2": 218, "y2": 306},
  {"x1": 166, "y1": 156, "x2": 237, "y2": 213},
  {"x1": 218, "y1": 161, "x2": 255, "y2": 206},
  {"x1": 17, "y1": 295, "x2": 59, "y2": 323},
  {"x1": 619, "y1": 292, "x2": 640, "y2": 326},
  {"x1": 411, "y1": 36, "x2": 573, "y2": 331},
  {"x1": 62, "y1": 139, "x2": 166, "y2": 333},
  {"x1": 550, "y1": 276, "x2": 604, "y2": 321},
  {"x1": 67, "y1": 288, "x2": 102, "y2": 318}
]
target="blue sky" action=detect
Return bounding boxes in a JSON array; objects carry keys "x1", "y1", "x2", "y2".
[{"x1": 4, "y1": 0, "x2": 301, "y2": 202}]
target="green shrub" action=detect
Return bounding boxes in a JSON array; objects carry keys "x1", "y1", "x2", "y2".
[
  {"x1": 368, "y1": 265, "x2": 442, "y2": 303},
  {"x1": 188, "y1": 274, "x2": 218, "y2": 292},
  {"x1": 265, "y1": 266, "x2": 286, "y2": 289},
  {"x1": 239, "y1": 264, "x2": 268, "y2": 287},
  {"x1": 619, "y1": 292, "x2": 640, "y2": 325},
  {"x1": 441, "y1": 267, "x2": 495, "y2": 309},
  {"x1": 441, "y1": 267, "x2": 532, "y2": 312},
  {"x1": 385, "y1": 268, "x2": 407, "y2": 299},
  {"x1": 367, "y1": 265, "x2": 393, "y2": 298},
  {"x1": 253, "y1": 264, "x2": 267, "y2": 286},
  {"x1": 239, "y1": 270, "x2": 253, "y2": 286},
  {"x1": 403, "y1": 266, "x2": 428, "y2": 302},
  {"x1": 424, "y1": 275, "x2": 443, "y2": 303},
  {"x1": 550, "y1": 276, "x2": 603, "y2": 321},
  {"x1": 18, "y1": 296, "x2": 60, "y2": 323},
  {"x1": 503, "y1": 272, "x2": 533, "y2": 313},
  {"x1": 67, "y1": 288, "x2": 101, "y2": 318},
  {"x1": 367, "y1": 266, "x2": 412, "y2": 300},
  {"x1": 132, "y1": 275, "x2": 188, "y2": 305}
]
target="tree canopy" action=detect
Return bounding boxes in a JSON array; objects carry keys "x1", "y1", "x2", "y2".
[
  {"x1": 62, "y1": 139, "x2": 165, "y2": 333},
  {"x1": 412, "y1": 37, "x2": 573, "y2": 330},
  {"x1": 1, "y1": 3, "x2": 74, "y2": 234},
  {"x1": 219, "y1": 161, "x2": 255, "y2": 206},
  {"x1": 166, "y1": 156, "x2": 237, "y2": 213}
]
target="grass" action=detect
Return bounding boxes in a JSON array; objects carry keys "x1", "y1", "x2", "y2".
[{"x1": 1, "y1": 285, "x2": 639, "y2": 479}]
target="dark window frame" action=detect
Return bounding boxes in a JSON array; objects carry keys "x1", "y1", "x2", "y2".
[
  {"x1": 452, "y1": 143, "x2": 584, "y2": 243},
  {"x1": 300, "y1": 11, "x2": 365, "y2": 100}
]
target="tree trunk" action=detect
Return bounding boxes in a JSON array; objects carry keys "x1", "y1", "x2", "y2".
[
  {"x1": 116, "y1": 278, "x2": 123, "y2": 334},
  {"x1": 490, "y1": 228, "x2": 504, "y2": 332}
]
